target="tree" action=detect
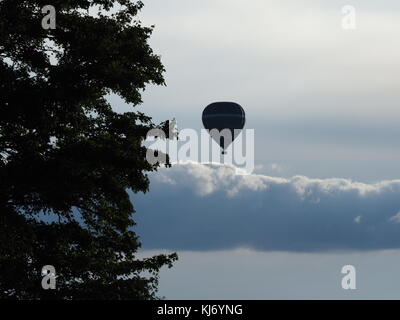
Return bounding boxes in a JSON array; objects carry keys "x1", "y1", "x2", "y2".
[{"x1": 0, "y1": 0, "x2": 177, "y2": 299}]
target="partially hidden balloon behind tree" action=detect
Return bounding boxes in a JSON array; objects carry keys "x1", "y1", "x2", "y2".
[{"x1": 202, "y1": 102, "x2": 246, "y2": 154}]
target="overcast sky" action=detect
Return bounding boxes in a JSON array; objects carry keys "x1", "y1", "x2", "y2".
[
  {"x1": 112, "y1": 0, "x2": 400, "y2": 299},
  {"x1": 110, "y1": 0, "x2": 400, "y2": 182}
]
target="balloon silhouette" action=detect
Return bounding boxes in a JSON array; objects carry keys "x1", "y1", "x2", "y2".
[{"x1": 202, "y1": 102, "x2": 246, "y2": 154}]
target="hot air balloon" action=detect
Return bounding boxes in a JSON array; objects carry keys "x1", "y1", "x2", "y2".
[{"x1": 202, "y1": 102, "x2": 246, "y2": 154}]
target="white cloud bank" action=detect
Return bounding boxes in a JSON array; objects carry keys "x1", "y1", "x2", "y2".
[
  {"x1": 132, "y1": 163, "x2": 400, "y2": 251},
  {"x1": 151, "y1": 162, "x2": 400, "y2": 197}
]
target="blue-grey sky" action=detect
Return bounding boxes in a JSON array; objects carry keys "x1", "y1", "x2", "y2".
[
  {"x1": 138, "y1": 249, "x2": 400, "y2": 299},
  {"x1": 111, "y1": 0, "x2": 400, "y2": 299}
]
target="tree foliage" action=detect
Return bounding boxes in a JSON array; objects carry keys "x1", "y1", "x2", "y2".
[{"x1": 0, "y1": 0, "x2": 177, "y2": 299}]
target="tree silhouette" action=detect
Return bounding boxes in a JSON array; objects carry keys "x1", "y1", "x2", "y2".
[{"x1": 0, "y1": 0, "x2": 177, "y2": 299}]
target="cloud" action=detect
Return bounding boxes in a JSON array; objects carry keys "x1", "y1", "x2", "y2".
[
  {"x1": 138, "y1": 0, "x2": 400, "y2": 115},
  {"x1": 354, "y1": 216, "x2": 362, "y2": 224},
  {"x1": 132, "y1": 163, "x2": 400, "y2": 251},
  {"x1": 389, "y1": 212, "x2": 400, "y2": 224}
]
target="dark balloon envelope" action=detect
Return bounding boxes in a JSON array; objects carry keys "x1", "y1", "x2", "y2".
[{"x1": 202, "y1": 102, "x2": 246, "y2": 153}]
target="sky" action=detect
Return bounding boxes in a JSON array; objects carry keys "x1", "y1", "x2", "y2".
[{"x1": 111, "y1": 0, "x2": 400, "y2": 299}]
